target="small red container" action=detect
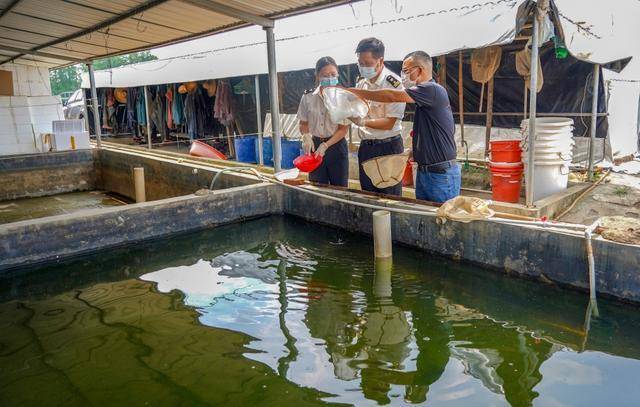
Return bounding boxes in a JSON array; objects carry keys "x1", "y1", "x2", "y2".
[
  {"x1": 189, "y1": 140, "x2": 227, "y2": 160},
  {"x1": 293, "y1": 154, "x2": 323, "y2": 173},
  {"x1": 489, "y1": 161, "x2": 524, "y2": 203},
  {"x1": 490, "y1": 140, "x2": 522, "y2": 163},
  {"x1": 402, "y1": 159, "x2": 414, "y2": 186}
]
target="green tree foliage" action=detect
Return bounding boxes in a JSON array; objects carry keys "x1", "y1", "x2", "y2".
[
  {"x1": 49, "y1": 65, "x2": 82, "y2": 96},
  {"x1": 49, "y1": 51, "x2": 157, "y2": 95}
]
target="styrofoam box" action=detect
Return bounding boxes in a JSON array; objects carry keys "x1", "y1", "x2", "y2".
[
  {"x1": 53, "y1": 119, "x2": 84, "y2": 133},
  {"x1": 52, "y1": 131, "x2": 90, "y2": 151}
]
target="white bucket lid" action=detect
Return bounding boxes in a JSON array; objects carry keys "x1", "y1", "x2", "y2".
[
  {"x1": 521, "y1": 117, "x2": 575, "y2": 127},
  {"x1": 523, "y1": 156, "x2": 572, "y2": 164}
]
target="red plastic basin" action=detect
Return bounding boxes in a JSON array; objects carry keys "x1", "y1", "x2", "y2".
[
  {"x1": 189, "y1": 140, "x2": 227, "y2": 160},
  {"x1": 293, "y1": 154, "x2": 323, "y2": 173}
]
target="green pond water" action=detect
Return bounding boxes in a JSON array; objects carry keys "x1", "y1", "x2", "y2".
[{"x1": 1, "y1": 216, "x2": 639, "y2": 406}]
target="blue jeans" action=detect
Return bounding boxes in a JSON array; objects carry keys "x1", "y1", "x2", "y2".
[{"x1": 415, "y1": 164, "x2": 461, "y2": 203}]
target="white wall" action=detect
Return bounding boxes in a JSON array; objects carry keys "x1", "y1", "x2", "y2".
[{"x1": 0, "y1": 63, "x2": 63, "y2": 156}]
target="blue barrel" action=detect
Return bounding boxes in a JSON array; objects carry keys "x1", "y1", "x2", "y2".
[
  {"x1": 234, "y1": 135, "x2": 257, "y2": 163},
  {"x1": 257, "y1": 137, "x2": 273, "y2": 166},
  {"x1": 281, "y1": 139, "x2": 302, "y2": 169},
  {"x1": 256, "y1": 138, "x2": 301, "y2": 169}
]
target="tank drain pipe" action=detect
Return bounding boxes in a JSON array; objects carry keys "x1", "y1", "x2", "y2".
[
  {"x1": 584, "y1": 219, "x2": 600, "y2": 317},
  {"x1": 209, "y1": 167, "x2": 264, "y2": 190}
]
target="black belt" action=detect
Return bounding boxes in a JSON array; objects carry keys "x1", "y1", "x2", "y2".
[
  {"x1": 360, "y1": 135, "x2": 402, "y2": 145},
  {"x1": 418, "y1": 159, "x2": 457, "y2": 173},
  {"x1": 312, "y1": 136, "x2": 331, "y2": 141}
]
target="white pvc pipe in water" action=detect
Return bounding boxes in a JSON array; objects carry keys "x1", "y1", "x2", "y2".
[
  {"x1": 134, "y1": 167, "x2": 146, "y2": 203},
  {"x1": 373, "y1": 210, "x2": 392, "y2": 259}
]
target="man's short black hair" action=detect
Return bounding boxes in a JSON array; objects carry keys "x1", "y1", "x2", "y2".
[
  {"x1": 356, "y1": 37, "x2": 385, "y2": 59},
  {"x1": 404, "y1": 51, "x2": 432, "y2": 68}
]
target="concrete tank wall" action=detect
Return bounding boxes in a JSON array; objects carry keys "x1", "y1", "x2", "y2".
[
  {"x1": 0, "y1": 183, "x2": 281, "y2": 271},
  {"x1": 282, "y1": 186, "x2": 640, "y2": 303},
  {"x1": 0, "y1": 150, "x2": 95, "y2": 200},
  {"x1": 96, "y1": 149, "x2": 259, "y2": 201}
]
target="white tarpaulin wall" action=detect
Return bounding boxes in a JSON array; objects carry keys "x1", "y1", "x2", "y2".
[
  {"x1": 81, "y1": 0, "x2": 525, "y2": 88},
  {"x1": 80, "y1": 0, "x2": 639, "y2": 156},
  {"x1": 553, "y1": 0, "x2": 640, "y2": 157}
]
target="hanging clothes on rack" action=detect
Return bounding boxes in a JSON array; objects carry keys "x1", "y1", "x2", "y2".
[
  {"x1": 165, "y1": 86, "x2": 174, "y2": 129},
  {"x1": 172, "y1": 85, "x2": 184, "y2": 126},
  {"x1": 100, "y1": 90, "x2": 109, "y2": 130},
  {"x1": 106, "y1": 88, "x2": 116, "y2": 130},
  {"x1": 136, "y1": 87, "x2": 146, "y2": 126},
  {"x1": 126, "y1": 87, "x2": 138, "y2": 130},
  {"x1": 214, "y1": 80, "x2": 234, "y2": 126},
  {"x1": 151, "y1": 86, "x2": 166, "y2": 139},
  {"x1": 184, "y1": 90, "x2": 197, "y2": 140}
]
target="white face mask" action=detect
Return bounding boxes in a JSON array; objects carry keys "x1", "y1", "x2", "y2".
[
  {"x1": 401, "y1": 71, "x2": 416, "y2": 88},
  {"x1": 358, "y1": 64, "x2": 378, "y2": 80}
]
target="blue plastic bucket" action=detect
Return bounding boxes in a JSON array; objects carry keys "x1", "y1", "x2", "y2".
[
  {"x1": 233, "y1": 135, "x2": 257, "y2": 163},
  {"x1": 256, "y1": 138, "x2": 301, "y2": 169}
]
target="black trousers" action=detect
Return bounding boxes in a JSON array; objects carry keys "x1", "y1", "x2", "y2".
[
  {"x1": 358, "y1": 135, "x2": 404, "y2": 196},
  {"x1": 308, "y1": 137, "x2": 348, "y2": 187}
]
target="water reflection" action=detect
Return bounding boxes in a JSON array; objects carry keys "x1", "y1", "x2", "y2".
[
  {"x1": 138, "y1": 219, "x2": 640, "y2": 406},
  {"x1": 3, "y1": 216, "x2": 640, "y2": 406}
]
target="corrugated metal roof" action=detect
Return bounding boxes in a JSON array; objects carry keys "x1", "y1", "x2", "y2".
[{"x1": 0, "y1": 0, "x2": 351, "y2": 67}]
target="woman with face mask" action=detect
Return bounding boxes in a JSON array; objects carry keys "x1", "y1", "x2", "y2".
[{"x1": 296, "y1": 56, "x2": 349, "y2": 187}]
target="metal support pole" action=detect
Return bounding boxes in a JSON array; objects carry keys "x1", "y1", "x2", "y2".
[
  {"x1": 81, "y1": 89, "x2": 90, "y2": 133},
  {"x1": 144, "y1": 85, "x2": 152, "y2": 150},
  {"x1": 525, "y1": 10, "x2": 541, "y2": 207},
  {"x1": 87, "y1": 63, "x2": 102, "y2": 148},
  {"x1": 265, "y1": 26, "x2": 282, "y2": 172},
  {"x1": 255, "y1": 74, "x2": 264, "y2": 165},
  {"x1": 587, "y1": 64, "x2": 601, "y2": 181}
]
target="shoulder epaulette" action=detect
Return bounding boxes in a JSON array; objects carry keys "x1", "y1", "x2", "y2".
[{"x1": 386, "y1": 75, "x2": 401, "y2": 88}]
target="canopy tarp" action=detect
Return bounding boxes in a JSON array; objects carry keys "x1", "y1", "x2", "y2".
[
  {"x1": 0, "y1": 0, "x2": 351, "y2": 68},
  {"x1": 82, "y1": 0, "x2": 528, "y2": 88},
  {"x1": 79, "y1": 0, "x2": 639, "y2": 156}
]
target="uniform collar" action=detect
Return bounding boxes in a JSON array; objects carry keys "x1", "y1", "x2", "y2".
[{"x1": 313, "y1": 86, "x2": 322, "y2": 96}]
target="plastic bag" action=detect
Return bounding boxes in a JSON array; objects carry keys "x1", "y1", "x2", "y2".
[{"x1": 321, "y1": 87, "x2": 369, "y2": 123}]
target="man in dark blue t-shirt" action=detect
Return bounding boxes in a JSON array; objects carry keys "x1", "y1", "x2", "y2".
[{"x1": 349, "y1": 51, "x2": 460, "y2": 203}]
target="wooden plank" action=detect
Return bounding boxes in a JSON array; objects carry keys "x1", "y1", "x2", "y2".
[
  {"x1": 484, "y1": 76, "x2": 494, "y2": 159},
  {"x1": 458, "y1": 51, "x2": 465, "y2": 147}
]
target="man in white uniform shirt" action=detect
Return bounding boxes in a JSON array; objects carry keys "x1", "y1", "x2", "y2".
[{"x1": 352, "y1": 37, "x2": 406, "y2": 196}]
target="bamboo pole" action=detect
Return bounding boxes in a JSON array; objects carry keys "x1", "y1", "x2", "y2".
[
  {"x1": 484, "y1": 77, "x2": 495, "y2": 159},
  {"x1": 458, "y1": 51, "x2": 465, "y2": 148}
]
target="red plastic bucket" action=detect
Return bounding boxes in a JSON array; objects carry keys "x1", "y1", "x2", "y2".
[
  {"x1": 490, "y1": 140, "x2": 522, "y2": 163},
  {"x1": 489, "y1": 161, "x2": 523, "y2": 203},
  {"x1": 293, "y1": 154, "x2": 323, "y2": 173},
  {"x1": 189, "y1": 140, "x2": 227, "y2": 160}
]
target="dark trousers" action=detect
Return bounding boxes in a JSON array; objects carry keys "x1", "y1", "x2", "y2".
[
  {"x1": 358, "y1": 135, "x2": 404, "y2": 196},
  {"x1": 308, "y1": 137, "x2": 348, "y2": 187}
]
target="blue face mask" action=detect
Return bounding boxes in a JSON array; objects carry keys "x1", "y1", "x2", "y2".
[
  {"x1": 358, "y1": 64, "x2": 378, "y2": 79},
  {"x1": 319, "y1": 76, "x2": 339, "y2": 87}
]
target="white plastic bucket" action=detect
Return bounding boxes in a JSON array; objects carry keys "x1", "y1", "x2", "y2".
[
  {"x1": 521, "y1": 117, "x2": 574, "y2": 131},
  {"x1": 524, "y1": 161, "x2": 570, "y2": 201}
]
